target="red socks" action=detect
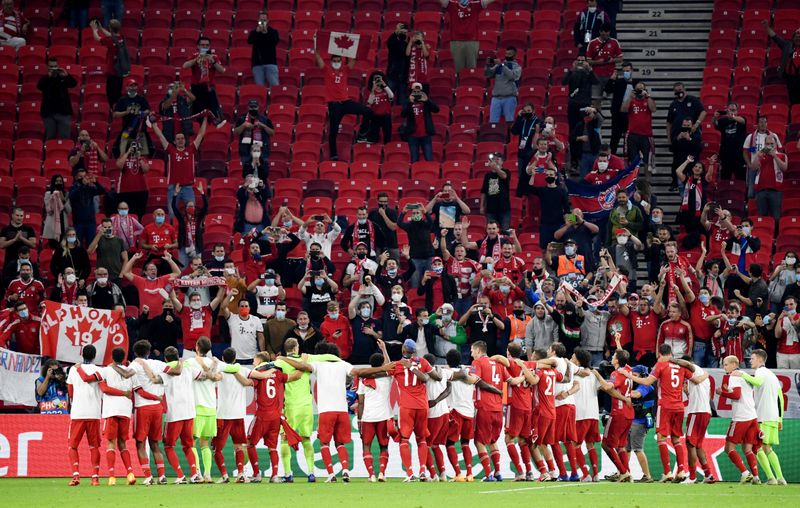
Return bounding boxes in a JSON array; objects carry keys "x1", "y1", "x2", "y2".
[
  {"x1": 156, "y1": 461, "x2": 165, "y2": 478},
  {"x1": 550, "y1": 444, "x2": 566, "y2": 476},
  {"x1": 182, "y1": 445, "x2": 197, "y2": 476},
  {"x1": 364, "y1": 452, "x2": 374, "y2": 476},
  {"x1": 379, "y1": 450, "x2": 388, "y2": 475},
  {"x1": 432, "y1": 447, "x2": 445, "y2": 475},
  {"x1": 727, "y1": 450, "x2": 746, "y2": 473},
  {"x1": 745, "y1": 451, "x2": 758, "y2": 476},
  {"x1": 447, "y1": 445, "x2": 461, "y2": 476},
  {"x1": 214, "y1": 447, "x2": 227, "y2": 476},
  {"x1": 658, "y1": 440, "x2": 671, "y2": 475},
  {"x1": 674, "y1": 442, "x2": 688, "y2": 473},
  {"x1": 478, "y1": 450, "x2": 491, "y2": 476},
  {"x1": 565, "y1": 442, "x2": 578, "y2": 475},
  {"x1": 399, "y1": 439, "x2": 413, "y2": 475},
  {"x1": 90, "y1": 447, "x2": 100, "y2": 477},
  {"x1": 416, "y1": 440, "x2": 427, "y2": 475},
  {"x1": 247, "y1": 447, "x2": 260, "y2": 476},
  {"x1": 520, "y1": 442, "x2": 532, "y2": 473},
  {"x1": 507, "y1": 443, "x2": 523, "y2": 474},
  {"x1": 69, "y1": 448, "x2": 80, "y2": 476},
  {"x1": 462, "y1": 444, "x2": 473, "y2": 476},
  {"x1": 320, "y1": 446, "x2": 334, "y2": 474},
  {"x1": 605, "y1": 447, "x2": 624, "y2": 473},
  {"x1": 106, "y1": 449, "x2": 116, "y2": 475},
  {"x1": 235, "y1": 449, "x2": 244, "y2": 476},
  {"x1": 165, "y1": 446, "x2": 184, "y2": 477},
  {"x1": 588, "y1": 446, "x2": 599, "y2": 477},
  {"x1": 269, "y1": 449, "x2": 279, "y2": 478},
  {"x1": 490, "y1": 449, "x2": 501, "y2": 475},
  {"x1": 618, "y1": 450, "x2": 630, "y2": 474},
  {"x1": 120, "y1": 450, "x2": 132, "y2": 473}
]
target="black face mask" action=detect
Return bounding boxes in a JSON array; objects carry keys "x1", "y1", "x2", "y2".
[
  {"x1": 505, "y1": 56, "x2": 514, "y2": 61},
  {"x1": 523, "y1": 112, "x2": 532, "y2": 118},
  {"x1": 357, "y1": 252, "x2": 367, "y2": 260},
  {"x1": 513, "y1": 310, "x2": 524, "y2": 318},
  {"x1": 545, "y1": 176, "x2": 557, "y2": 184},
  {"x1": 310, "y1": 251, "x2": 320, "y2": 259},
  {"x1": 674, "y1": 91, "x2": 685, "y2": 99},
  {"x1": 248, "y1": 109, "x2": 259, "y2": 116},
  {"x1": 533, "y1": 267, "x2": 543, "y2": 275}
]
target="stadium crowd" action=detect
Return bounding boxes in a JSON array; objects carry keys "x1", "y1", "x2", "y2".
[{"x1": 0, "y1": 0, "x2": 797, "y2": 488}]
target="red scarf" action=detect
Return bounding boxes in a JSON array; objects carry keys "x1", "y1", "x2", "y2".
[
  {"x1": 408, "y1": 45, "x2": 428, "y2": 84},
  {"x1": 680, "y1": 175, "x2": 704, "y2": 215},
  {"x1": 76, "y1": 142, "x2": 100, "y2": 175},
  {"x1": 667, "y1": 255, "x2": 691, "y2": 303},
  {"x1": 354, "y1": 220, "x2": 376, "y2": 252},
  {"x1": 185, "y1": 211, "x2": 197, "y2": 249},
  {"x1": 478, "y1": 235, "x2": 506, "y2": 263},
  {"x1": 0, "y1": 10, "x2": 23, "y2": 39},
  {"x1": 59, "y1": 281, "x2": 78, "y2": 304}
]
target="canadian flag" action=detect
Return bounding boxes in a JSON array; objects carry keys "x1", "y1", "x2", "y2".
[
  {"x1": 317, "y1": 30, "x2": 372, "y2": 60},
  {"x1": 39, "y1": 301, "x2": 129, "y2": 365}
]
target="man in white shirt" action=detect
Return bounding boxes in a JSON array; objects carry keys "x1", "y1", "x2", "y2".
[
  {"x1": 550, "y1": 342, "x2": 581, "y2": 481},
  {"x1": 672, "y1": 356, "x2": 714, "y2": 483},
  {"x1": 66, "y1": 344, "x2": 104, "y2": 486},
  {"x1": 99, "y1": 347, "x2": 136, "y2": 486},
  {"x1": 733, "y1": 349, "x2": 787, "y2": 485},
  {"x1": 443, "y1": 349, "x2": 483, "y2": 482},
  {"x1": 222, "y1": 288, "x2": 265, "y2": 363},
  {"x1": 298, "y1": 216, "x2": 341, "y2": 258},
  {"x1": 423, "y1": 353, "x2": 455, "y2": 482},
  {"x1": 214, "y1": 347, "x2": 252, "y2": 483},
  {"x1": 572, "y1": 348, "x2": 602, "y2": 482},
  {"x1": 188, "y1": 337, "x2": 223, "y2": 482},
  {"x1": 356, "y1": 349, "x2": 394, "y2": 483},
  {"x1": 717, "y1": 355, "x2": 761, "y2": 484},
  {"x1": 130, "y1": 340, "x2": 167, "y2": 485}
]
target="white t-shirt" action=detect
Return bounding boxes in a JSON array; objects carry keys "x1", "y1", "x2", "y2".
[
  {"x1": 188, "y1": 357, "x2": 218, "y2": 411},
  {"x1": 217, "y1": 363, "x2": 251, "y2": 420},
  {"x1": 686, "y1": 365, "x2": 711, "y2": 415},
  {"x1": 130, "y1": 359, "x2": 166, "y2": 408},
  {"x1": 228, "y1": 314, "x2": 264, "y2": 360},
  {"x1": 753, "y1": 366, "x2": 782, "y2": 423},
  {"x1": 357, "y1": 376, "x2": 393, "y2": 422},
  {"x1": 446, "y1": 366, "x2": 475, "y2": 418},
  {"x1": 298, "y1": 224, "x2": 341, "y2": 258},
  {"x1": 728, "y1": 375, "x2": 758, "y2": 422},
  {"x1": 311, "y1": 360, "x2": 354, "y2": 413},
  {"x1": 160, "y1": 362, "x2": 197, "y2": 422},
  {"x1": 255, "y1": 284, "x2": 280, "y2": 318},
  {"x1": 66, "y1": 364, "x2": 103, "y2": 420},
  {"x1": 574, "y1": 371, "x2": 600, "y2": 421},
  {"x1": 426, "y1": 367, "x2": 453, "y2": 418},
  {"x1": 554, "y1": 357, "x2": 577, "y2": 407},
  {"x1": 100, "y1": 365, "x2": 135, "y2": 418}
]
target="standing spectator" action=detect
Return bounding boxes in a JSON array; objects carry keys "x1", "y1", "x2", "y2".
[
  {"x1": 603, "y1": 62, "x2": 636, "y2": 155},
  {"x1": 386, "y1": 23, "x2": 410, "y2": 104},
  {"x1": 769, "y1": 253, "x2": 797, "y2": 312},
  {"x1": 248, "y1": 11, "x2": 280, "y2": 87},
  {"x1": 751, "y1": 135, "x2": 787, "y2": 221},
  {"x1": 37, "y1": 58, "x2": 78, "y2": 140},
  {"x1": 183, "y1": 36, "x2": 227, "y2": 126},
  {"x1": 441, "y1": 240, "x2": 482, "y2": 318},
  {"x1": 666, "y1": 82, "x2": 705, "y2": 186},
  {"x1": 120, "y1": 251, "x2": 181, "y2": 323},
  {"x1": 3, "y1": 263, "x2": 45, "y2": 314},
  {"x1": 585, "y1": 25, "x2": 623, "y2": 105},
  {"x1": 151, "y1": 117, "x2": 207, "y2": 219},
  {"x1": 401, "y1": 84, "x2": 439, "y2": 163},
  {"x1": 425, "y1": 183, "x2": 471, "y2": 242},
  {"x1": 68, "y1": 130, "x2": 109, "y2": 175},
  {"x1": 314, "y1": 50, "x2": 371, "y2": 160},
  {"x1": 406, "y1": 31, "x2": 431, "y2": 93},
  {"x1": 234, "y1": 100, "x2": 274, "y2": 180},
  {"x1": 0, "y1": 208, "x2": 37, "y2": 272},
  {"x1": 108, "y1": 202, "x2": 143, "y2": 251},
  {"x1": 511, "y1": 103, "x2": 545, "y2": 197},
  {"x1": 298, "y1": 269, "x2": 338, "y2": 327},
  {"x1": 669, "y1": 118, "x2": 702, "y2": 192},
  {"x1": 622, "y1": 81, "x2": 656, "y2": 171},
  {"x1": 773, "y1": 299, "x2": 800, "y2": 368},
  {"x1": 553, "y1": 208, "x2": 600, "y2": 274},
  {"x1": 418, "y1": 257, "x2": 458, "y2": 313},
  {"x1": 362, "y1": 72, "x2": 394, "y2": 144},
  {"x1": 398, "y1": 204, "x2": 435, "y2": 289},
  {"x1": 763, "y1": 21, "x2": 800, "y2": 105},
  {"x1": 0, "y1": 0, "x2": 27, "y2": 48},
  {"x1": 562, "y1": 57, "x2": 598, "y2": 163},
  {"x1": 158, "y1": 80, "x2": 195, "y2": 144},
  {"x1": 88, "y1": 218, "x2": 128, "y2": 281},
  {"x1": 743, "y1": 116, "x2": 782, "y2": 195},
  {"x1": 320, "y1": 301, "x2": 353, "y2": 360},
  {"x1": 115, "y1": 141, "x2": 149, "y2": 219},
  {"x1": 346, "y1": 296, "x2": 383, "y2": 364},
  {"x1": 101, "y1": 0, "x2": 123, "y2": 27},
  {"x1": 480, "y1": 153, "x2": 512, "y2": 230},
  {"x1": 532, "y1": 168, "x2": 572, "y2": 248},
  {"x1": 298, "y1": 217, "x2": 341, "y2": 260},
  {"x1": 341, "y1": 207, "x2": 385, "y2": 257},
  {"x1": 599, "y1": 0, "x2": 621, "y2": 37},
  {"x1": 235, "y1": 175, "x2": 269, "y2": 235},
  {"x1": 368, "y1": 193, "x2": 399, "y2": 259},
  {"x1": 607, "y1": 189, "x2": 643, "y2": 245},
  {"x1": 69, "y1": 169, "x2": 106, "y2": 248},
  {"x1": 43, "y1": 175, "x2": 70, "y2": 249},
  {"x1": 570, "y1": 106, "x2": 602, "y2": 177},
  {"x1": 583, "y1": 147, "x2": 622, "y2": 185},
  {"x1": 342, "y1": 243, "x2": 379, "y2": 293},
  {"x1": 441, "y1": 0, "x2": 497, "y2": 73},
  {"x1": 264, "y1": 302, "x2": 296, "y2": 358},
  {"x1": 485, "y1": 47, "x2": 522, "y2": 124},
  {"x1": 49, "y1": 265, "x2": 82, "y2": 304},
  {"x1": 732, "y1": 264, "x2": 769, "y2": 321},
  {"x1": 1, "y1": 302, "x2": 40, "y2": 355},
  {"x1": 676, "y1": 155, "x2": 715, "y2": 247},
  {"x1": 90, "y1": 19, "x2": 128, "y2": 107},
  {"x1": 713, "y1": 102, "x2": 747, "y2": 181},
  {"x1": 173, "y1": 183, "x2": 207, "y2": 267},
  {"x1": 86, "y1": 268, "x2": 124, "y2": 310},
  {"x1": 573, "y1": 0, "x2": 608, "y2": 53},
  {"x1": 35, "y1": 360, "x2": 68, "y2": 413},
  {"x1": 112, "y1": 79, "x2": 152, "y2": 157},
  {"x1": 139, "y1": 209, "x2": 179, "y2": 274},
  {"x1": 221, "y1": 291, "x2": 265, "y2": 363},
  {"x1": 50, "y1": 227, "x2": 91, "y2": 281}
]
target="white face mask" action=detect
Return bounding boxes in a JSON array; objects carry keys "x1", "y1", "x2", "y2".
[
  {"x1": 96, "y1": 277, "x2": 108, "y2": 285},
  {"x1": 190, "y1": 301, "x2": 202, "y2": 310},
  {"x1": 597, "y1": 161, "x2": 609, "y2": 171},
  {"x1": 617, "y1": 236, "x2": 629, "y2": 245},
  {"x1": 298, "y1": 323, "x2": 309, "y2": 331},
  {"x1": 544, "y1": 123, "x2": 554, "y2": 131},
  {"x1": 391, "y1": 293, "x2": 403, "y2": 302},
  {"x1": 565, "y1": 246, "x2": 576, "y2": 256},
  {"x1": 786, "y1": 257, "x2": 797, "y2": 266},
  {"x1": 331, "y1": 61, "x2": 342, "y2": 70},
  {"x1": 65, "y1": 273, "x2": 76, "y2": 284},
  {"x1": 742, "y1": 226, "x2": 751, "y2": 236},
  {"x1": 360, "y1": 307, "x2": 371, "y2": 318},
  {"x1": 651, "y1": 215, "x2": 662, "y2": 224},
  {"x1": 225, "y1": 268, "x2": 236, "y2": 276}
]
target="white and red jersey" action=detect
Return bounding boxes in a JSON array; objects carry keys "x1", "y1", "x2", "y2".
[
  {"x1": 311, "y1": 361, "x2": 354, "y2": 413},
  {"x1": 100, "y1": 364, "x2": 135, "y2": 418},
  {"x1": 217, "y1": 363, "x2": 251, "y2": 420},
  {"x1": 447, "y1": 365, "x2": 476, "y2": 418},
  {"x1": 159, "y1": 362, "x2": 197, "y2": 422},
  {"x1": 357, "y1": 376, "x2": 393, "y2": 423},
  {"x1": 554, "y1": 357, "x2": 578, "y2": 407},
  {"x1": 527, "y1": 151, "x2": 553, "y2": 187},
  {"x1": 724, "y1": 375, "x2": 757, "y2": 422},
  {"x1": 657, "y1": 319, "x2": 692, "y2": 358},
  {"x1": 446, "y1": 256, "x2": 481, "y2": 298},
  {"x1": 686, "y1": 365, "x2": 711, "y2": 415},
  {"x1": 777, "y1": 314, "x2": 800, "y2": 355},
  {"x1": 129, "y1": 359, "x2": 166, "y2": 408},
  {"x1": 426, "y1": 367, "x2": 453, "y2": 418},
  {"x1": 574, "y1": 370, "x2": 600, "y2": 421},
  {"x1": 66, "y1": 364, "x2": 103, "y2": 420}
]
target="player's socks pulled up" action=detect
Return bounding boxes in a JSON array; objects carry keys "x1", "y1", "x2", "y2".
[
  {"x1": 657, "y1": 441, "x2": 671, "y2": 475},
  {"x1": 727, "y1": 450, "x2": 747, "y2": 473},
  {"x1": 767, "y1": 450, "x2": 784, "y2": 480},
  {"x1": 756, "y1": 449, "x2": 774, "y2": 480},
  {"x1": 478, "y1": 450, "x2": 492, "y2": 476}
]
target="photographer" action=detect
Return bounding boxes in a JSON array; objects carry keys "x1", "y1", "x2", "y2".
[
  {"x1": 362, "y1": 72, "x2": 394, "y2": 143},
  {"x1": 159, "y1": 80, "x2": 195, "y2": 144},
  {"x1": 386, "y1": 23, "x2": 410, "y2": 104},
  {"x1": 36, "y1": 359, "x2": 69, "y2": 414},
  {"x1": 400, "y1": 83, "x2": 439, "y2": 162},
  {"x1": 751, "y1": 134, "x2": 787, "y2": 221},
  {"x1": 248, "y1": 11, "x2": 280, "y2": 87},
  {"x1": 713, "y1": 102, "x2": 747, "y2": 181},
  {"x1": 37, "y1": 58, "x2": 78, "y2": 140},
  {"x1": 234, "y1": 99, "x2": 274, "y2": 180},
  {"x1": 621, "y1": 81, "x2": 656, "y2": 171},
  {"x1": 481, "y1": 152, "x2": 512, "y2": 229},
  {"x1": 405, "y1": 31, "x2": 431, "y2": 93},
  {"x1": 183, "y1": 36, "x2": 227, "y2": 127},
  {"x1": 426, "y1": 182, "x2": 471, "y2": 243},
  {"x1": 562, "y1": 57, "x2": 598, "y2": 163},
  {"x1": 570, "y1": 106, "x2": 602, "y2": 178},
  {"x1": 417, "y1": 256, "x2": 458, "y2": 314},
  {"x1": 236, "y1": 176, "x2": 269, "y2": 235},
  {"x1": 298, "y1": 268, "x2": 338, "y2": 327},
  {"x1": 172, "y1": 182, "x2": 207, "y2": 267},
  {"x1": 68, "y1": 130, "x2": 109, "y2": 174},
  {"x1": 112, "y1": 78, "x2": 152, "y2": 157},
  {"x1": 669, "y1": 118, "x2": 702, "y2": 192},
  {"x1": 459, "y1": 295, "x2": 506, "y2": 356},
  {"x1": 511, "y1": 103, "x2": 545, "y2": 196},
  {"x1": 115, "y1": 139, "x2": 149, "y2": 218},
  {"x1": 398, "y1": 203, "x2": 435, "y2": 289},
  {"x1": 485, "y1": 47, "x2": 522, "y2": 123},
  {"x1": 69, "y1": 169, "x2": 106, "y2": 247}
]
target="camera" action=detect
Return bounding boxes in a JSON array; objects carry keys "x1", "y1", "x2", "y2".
[
  {"x1": 412, "y1": 92, "x2": 423, "y2": 101},
  {"x1": 717, "y1": 109, "x2": 728, "y2": 116}
]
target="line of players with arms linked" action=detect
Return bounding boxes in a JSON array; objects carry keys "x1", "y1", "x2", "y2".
[{"x1": 64, "y1": 329, "x2": 787, "y2": 486}]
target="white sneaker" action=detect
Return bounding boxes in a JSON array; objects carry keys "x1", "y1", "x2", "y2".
[
  {"x1": 158, "y1": 476, "x2": 167, "y2": 485},
  {"x1": 216, "y1": 475, "x2": 230, "y2": 484},
  {"x1": 777, "y1": 478, "x2": 787, "y2": 485},
  {"x1": 174, "y1": 476, "x2": 187, "y2": 485},
  {"x1": 236, "y1": 474, "x2": 250, "y2": 484},
  {"x1": 378, "y1": 472, "x2": 386, "y2": 482},
  {"x1": 438, "y1": 472, "x2": 448, "y2": 482},
  {"x1": 189, "y1": 473, "x2": 203, "y2": 484},
  {"x1": 142, "y1": 476, "x2": 153, "y2": 486},
  {"x1": 751, "y1": 476, "x2": 761, "y2": 485},
  {"x1": 740, "y1": 471, "x2": 754, "y2": 483},
  {"x1": 431, "y1": 474, "x2": 440, "y2": 482},
  {"x1": 658, "y1": 473, "x2": 674, "y2": 483},
  {"x1": 203, "y1": 473, "x2": 212, "y2": 483},
  {"x1": 767, "y1": 478, "x2": 778, "y2": 485},
  {"x1": 324, "y1": 474, "x2": 337, "y2": 483},
  {"x1": 403, "y1": 475, "x2": 418, "y2": 482},
  {"x1": 250, "y1": 473, "x2": 262, "y2": 483},
  {"x1": 269, "y1": 476, "x2": 283, "y2": 483},
  {"x1": 369, "y1": 475, "x2": 377, "y2": 483}
]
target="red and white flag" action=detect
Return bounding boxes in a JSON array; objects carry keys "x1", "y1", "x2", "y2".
[
  {"x1": 39, "y1": 301, "x2": 129, "y2": 365},
  {"x1": 316, "y1": 30, "x2": 372, "y2": 59}
]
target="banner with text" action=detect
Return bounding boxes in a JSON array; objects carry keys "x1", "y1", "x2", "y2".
[
  {"x1": 0, "y1": 348, "x2": 41, "y2": 406},
  {"x1": 39, "y1": 301, "x2": 129, "y2": 366}
]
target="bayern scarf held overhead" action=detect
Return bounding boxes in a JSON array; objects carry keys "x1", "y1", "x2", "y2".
[
  {"x1": 558, "y1": 273, "x2": 626, "y2": 306},
  {"x1": 565, "y1": 157, "x2": 640, "y2": 222}
]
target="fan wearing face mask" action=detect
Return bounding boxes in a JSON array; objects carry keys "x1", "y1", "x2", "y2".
[
  {"x1": 441, "y1": 0, "x2": 497, "y2": 72},
  {"x1": 320, "y1": 301, "x2": 354, "y2": 360},
  {"x1": 3, "y1": 264, "x2": 45, "y2": 321},
  {"x1": 583, "y1": 145, "x2": 624, "y2": 185},
  {"x1": 121, "y1": 251, "x2": 181, "y2": 317},
  {"x1": 50, "y1": 267, "x2": 82, "y2": 305},
  {"x1": 607, "y1": 229, "x2": 644, "y2": 290},
  {"x1": 183, "y1": 36, "x2": 227, "y2": 127},
  {"x1": 170, "y1": 288, "x2": 226, "y2": 354}
]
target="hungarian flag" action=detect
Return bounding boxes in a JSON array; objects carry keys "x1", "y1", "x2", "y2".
[
  {"x1": 39, "y1": 301, "x2": 129, "y2": 365},
  {"x1": 316, "y1": 30, "x2": 372, "y2": 59},
  {"x1": 564, "y1": 157, "x2": 640, "y2": 222}
]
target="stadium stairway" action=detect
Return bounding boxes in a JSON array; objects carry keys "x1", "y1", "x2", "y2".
[{"x1": 614, "y1": 0, "x2": 714, "y2": 217}]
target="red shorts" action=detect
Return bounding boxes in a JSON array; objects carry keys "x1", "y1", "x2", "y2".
[
  {"x1": 318, "y1": 411, "x2": 352, "y2": 445},
  {"x1": 656, "y1": 408, "x2": 684, "y2": 438},
  {"x1": 686, "y1": 412, "x2": 711, "y2": 448},
  {"x1": 535, "y1": 414, "x2": 556, "y2": 446},
  {"x1": 134, "y1": 405, "x2": 164, "y2": 442},
  {"x1": 427, "y1": 414, "x2": 450, "y2": 446},
  {"x1": 103, "y1": 416, "x2": 131, "y2": 442},
  {"x1": 447, "y1": 410, "x2": 474, "y2": 442},
  {"x1": 215, "y1": 418, "x2": 247, "y2": 447},
  {"x1": 399, "y1": 407, "x2": 428, "y2": 442},
  {"x1": 555, "y1": 405, "x2": 577, "y2": 443},
  {"x1": 475, "y1": 409, "x2": 503, "y2": 445},
  {"x1": 164, "y1": 419, "x2": 194, "y2": 447},
  {"x1": 69, "y1": 419, "x2": 101, "y2": 448},
  {"x1": 360, "y1": 420, "x2": 389, "y2": 448},
  {"x1": 505, "y1": 406, "x2": 532, "y2": 439},
  {"x1": 576, "y1": 419, "x2": 601, "y2": 444},
  {"x1": 248, "y1": 417, "x2": 281, "y2": 449},
  {"x1": 603, "y1": 414, "x2": 632, "y2": 449},
  {"x1": 726, "y1": 418, "x2": 761, "y2": 447}
]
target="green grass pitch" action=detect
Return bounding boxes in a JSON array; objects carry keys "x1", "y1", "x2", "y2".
[{"x1": 2, "y1": 478, "x2": 798, "y2": 508}]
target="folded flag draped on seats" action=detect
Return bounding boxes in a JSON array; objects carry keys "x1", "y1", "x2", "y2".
[
  {"x1": 316, "y1": 31, "x2": 373, "y2": 59},
  {"x1": 564, "y1": 157, "x2": 640, "y2": 222}
]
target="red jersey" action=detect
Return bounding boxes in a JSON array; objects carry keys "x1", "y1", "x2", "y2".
[
  {"x1": 179, "y1": 306, "x2": 212, "y2": 350},
  {"x1": 651, "y1": 361, "x2": 692, "y2": 410},
  {"x1": 446, "y1": 0, "x2": 483, "y2": 40},
  {"x1": 142, "y1": 222, "x2": 177, "y2": 252},
  {"x1": 777, "y1": 314, "x2": 800, "y2": 354},
  {"x1": 253, "y1": 370, "x2": 289, "y2": 419},
  {"x1": 324, "y1": 64, "x2": 349, "y2": 102},
  {"x1": 527, "y1": 151, "x2": 552, "y2": 187},
  {"x1": 534, "y1": 368, "x2": 563, "y2": 419},
  {"x1": 483, "y1": 286, "x2": 525, "y2": 320},
  {"x1": 583, "y1": 168, "x2": 619, "y2": 185},
  {"x1": 99, "y1": 35, "x2": 119, "y2": 75},
  {"x1": 627, "y1": 97, "x2": 653, "y2": 136},
  {"x1": 4, "y1": 278, "x2": 45, "y2": 312},
  {"x1": 657, "y1": 320, "x2": 692, "y2": 350},
  {"x1": 706, "y1": 221, "x2": 729, "y2": 260},
  {"x1": 320, "y1": 315, "x2": 353, "y2": 360},
  {"x1": 609, "y1": 366, "x2": 634, "y2": 419},
  {"x1": 411, "y1": 102, "x2": 426, "y2": 137},
  {"x1": 407, "y1": 45, "x2": 430, "y2": 84},
  {"x1": 392, "y1": 356, "x2": 433, "y2": 410},
  {"x1": 493, "y1": 255, "x2": 525, "y2": 284},
  {"x1": 507, "y1": 360, "x2": 535, "y2": 411},
  {"x1": 631, "y1": 310, "x2": 659, "y2": 356},
  {"x1": 713, "y1": 321, "x2": 745, "y2": 363},
  {"x1": 446, "y1": 256, "x2": 481, "y2": 298},
  {"x1": 607, "y1": 312, "x2": 632, "y2": 347},
  {"x1": 119, "y1": 156, "x2": 147, "y2": 193},
  {"x1": 754, "y1": 152, "x2": 786, "y2": 191},
  {"x1": 369, "y1": 89, "x2": 392, "y2": 115},
  {"x1": 586, "y1": 37, "x2": 622, "y2": 78},
  {"x1": 131, "y1": 274, "x2": 173, "y2": 314},
  {"x1": 689, "y1": 302, "x2": 715, "y2": 341},
  {"x1": 166, "y1": 144, "x2": 196, "y2": 185},
  {"x1": 5, "y1": 316, "x2": 42, "y2": 354},
  {"x1": 474, "y1": 356, "x2": 507, "y2": 412},
  {"x1": 190, "y1": 52, "x2": 219, "y2": 85}
]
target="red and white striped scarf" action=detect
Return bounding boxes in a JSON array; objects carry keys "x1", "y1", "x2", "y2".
[{"x1": 478, "y1": 234, "x2": 506, "y2": 263}]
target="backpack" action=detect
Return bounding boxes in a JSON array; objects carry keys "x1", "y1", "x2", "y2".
[{"x1": 111, "y1": 35, "x2": 131, "y2": 77}]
